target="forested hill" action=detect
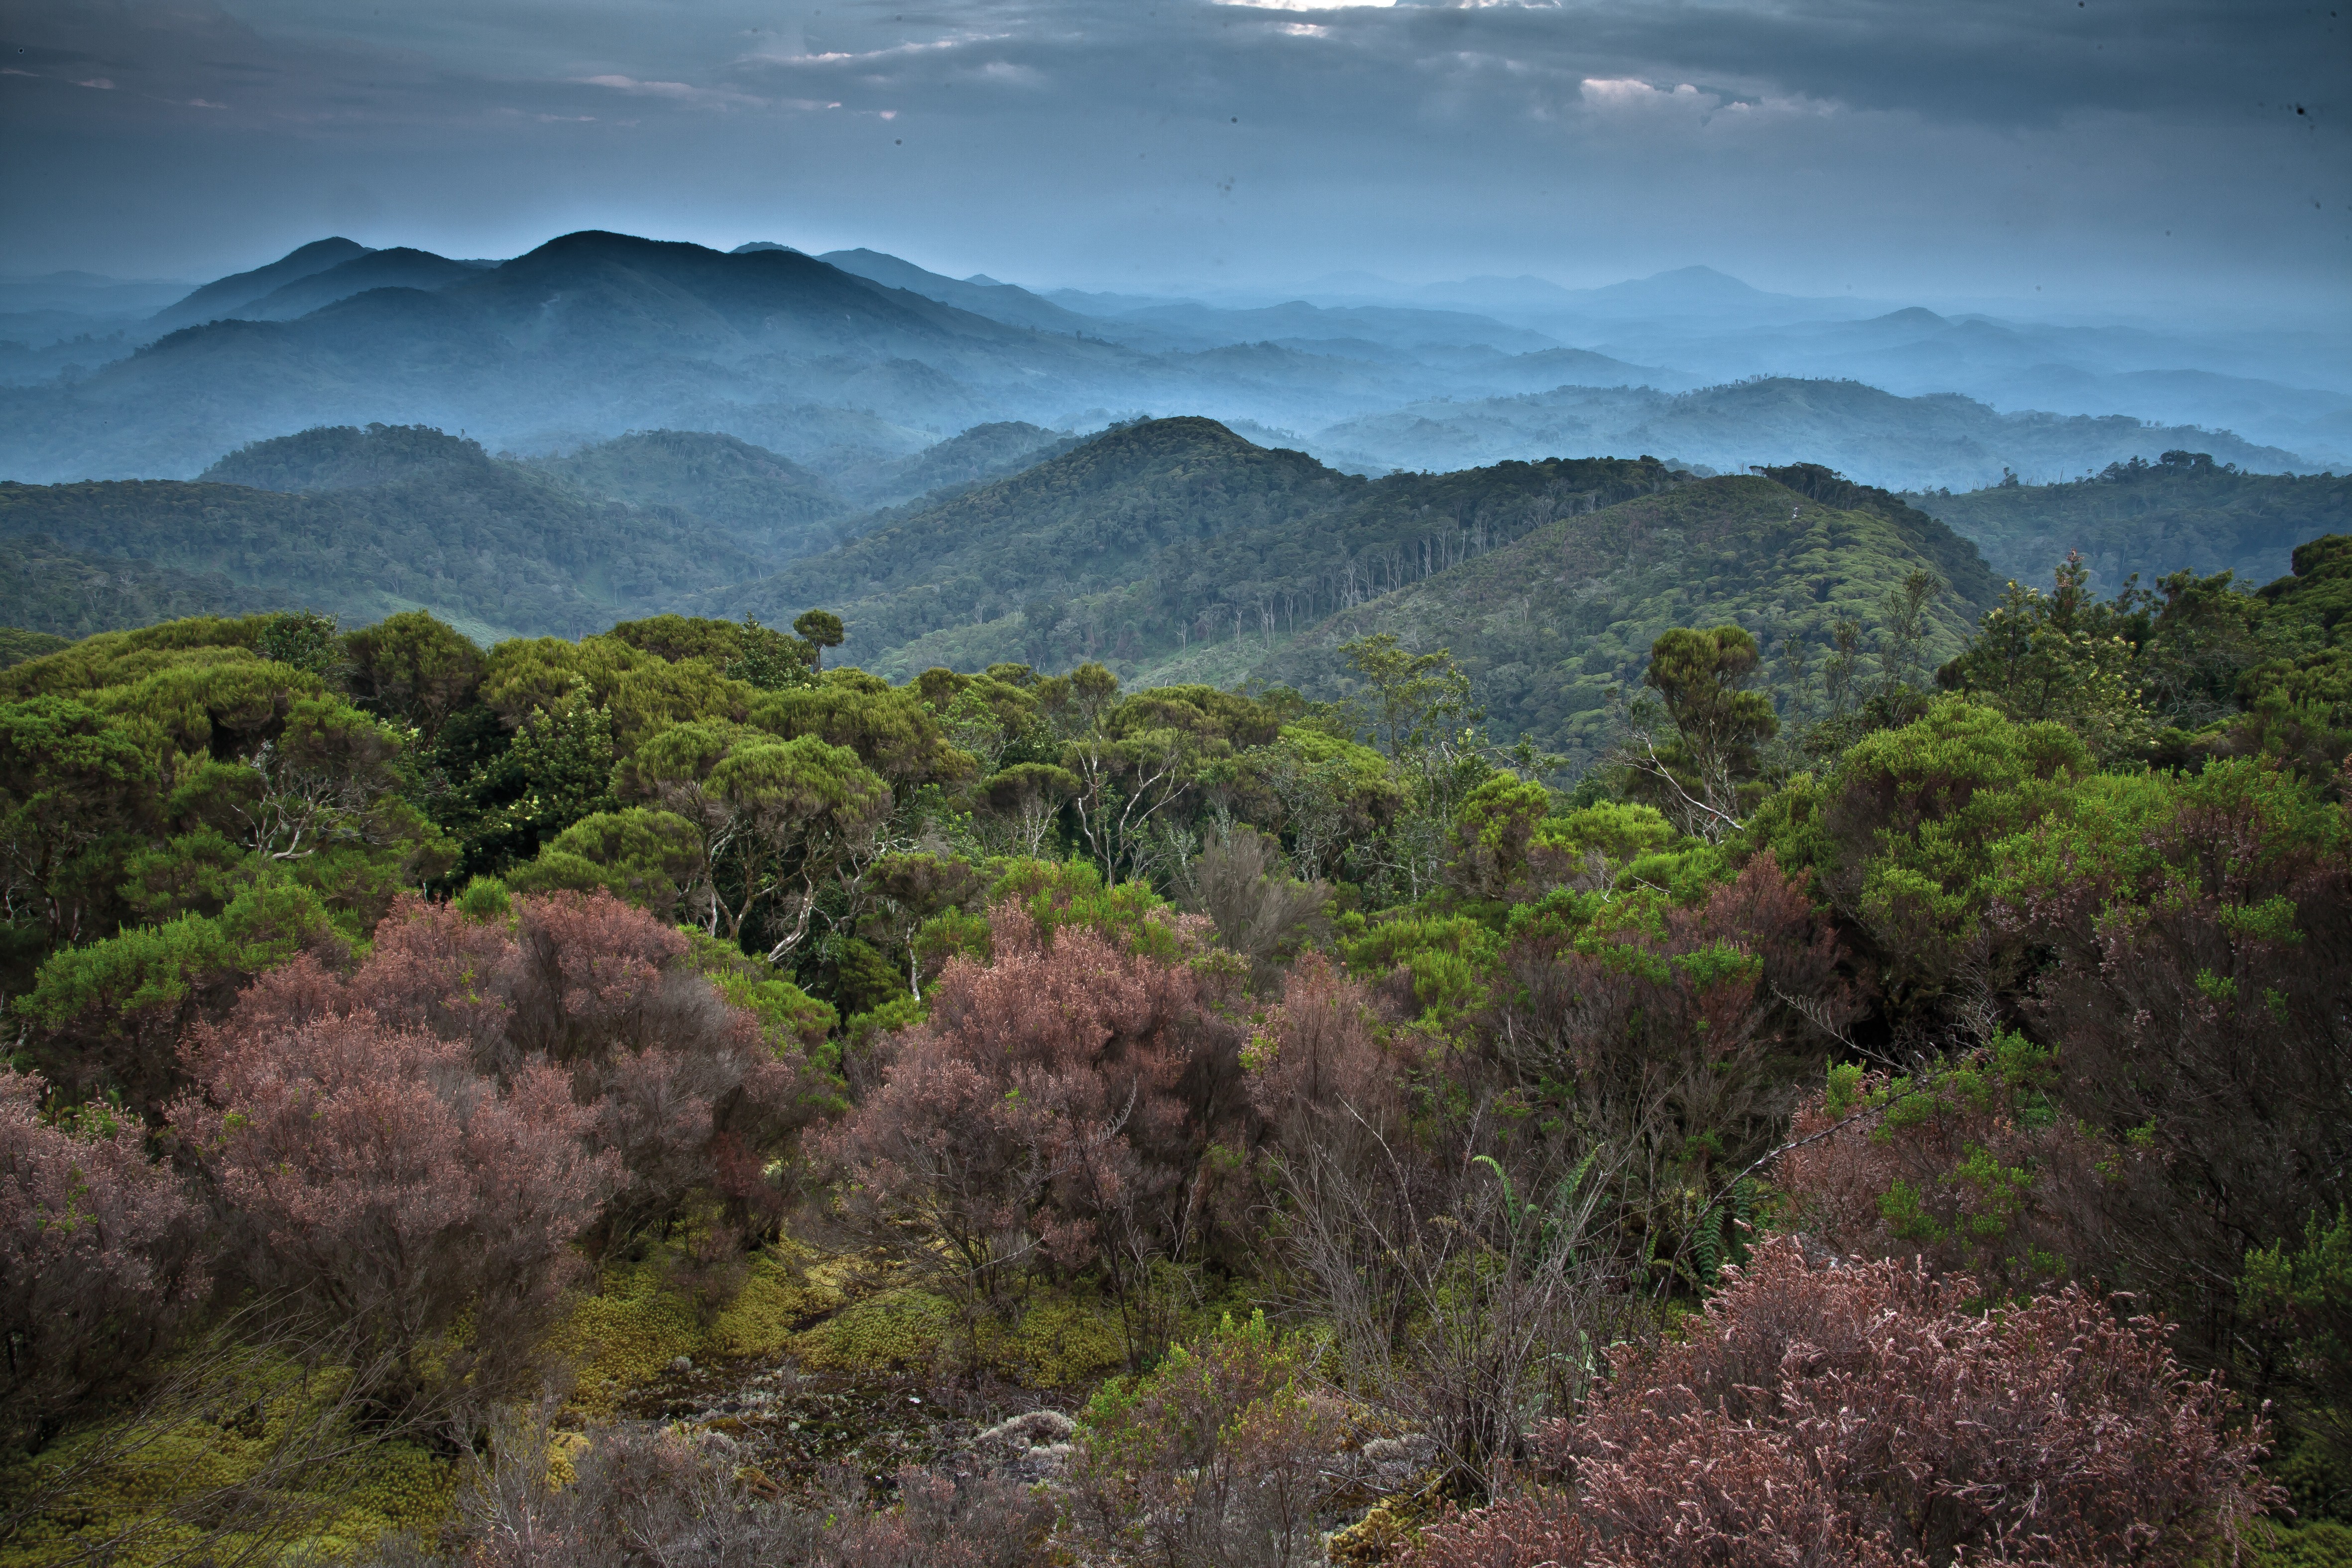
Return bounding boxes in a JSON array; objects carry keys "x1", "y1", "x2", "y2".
[
  {"x1": 703, "y1": 417, "x2": 1369, "y2": 663},
  {"x1": 201, "y1": 421, "x2": 499, "y2": 491},
  {"x1": 523, "y1": 429, "x2": 851, "y2": 550},
  {"x1": 0, "y1": 533, "x2": 268, "y2": 640},
  {"x1": 0, "y1": 424, "x2": 772, "y2": 643},
  {"x1": 1910, "y1": 449, "x2": 2352, "y2": 592},
  {"x1": 1260, "y1": 472, "x2": 2001, "y2": 766},
  {"x1": 702, "y1": 416, "x2": 1685, "y2": 678}
]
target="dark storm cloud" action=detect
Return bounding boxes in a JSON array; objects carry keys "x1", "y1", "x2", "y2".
[{"x1": 1, "y1": 0, "x2": 2343, "y2": 308}]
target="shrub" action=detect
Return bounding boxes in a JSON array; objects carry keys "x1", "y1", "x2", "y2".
[
  {"x1": 227, "y1": 889, "x2": 830, "y2": 1249},
  {"x1": 1409, "y1": 1235, "x2": 2281, "y2": 1568},
  {"x1": 0, "y1": 1066, "x2": 204, "y2": 1452},
  {"x1": 168, "y1": 1008, "x2": 621, "y2": 1419},
  {"x1": 818, "y1": 900, "x2": 1233, "y2": 1366},
  {"x1": 1072, "y1": 1310, "x2": 1347, "y2": 1568}
]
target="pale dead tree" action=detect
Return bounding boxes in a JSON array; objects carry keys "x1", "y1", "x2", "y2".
[
  {"x1": 1173, "y1": 826, "x2": 1329, "y2": 991},
  {"x1": 1067, "y1": 726, "x2": 1192, "y2": 885}
]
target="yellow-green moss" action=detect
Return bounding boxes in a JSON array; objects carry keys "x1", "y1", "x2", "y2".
[
  {"x1": 547, "y1": 1257, "x2": 707, "y2": 1418},
  {"x1": 0, "y1": 1363, "x2": 455, "y2": 1568},
  {"x1": 980, "y1": 1289, "x2": 1129, "y2": 1389},
  {"x1": 789, "y1": 1288, "x2": 959, "y2": 1374},
  {"x1": 707, "y1": 1239, "x2": 851, "y2": 1360}
]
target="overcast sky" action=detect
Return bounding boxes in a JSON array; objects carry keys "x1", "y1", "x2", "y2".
[{"x1": 3, "y1": 0, "x2": 2345, "y2": 314}]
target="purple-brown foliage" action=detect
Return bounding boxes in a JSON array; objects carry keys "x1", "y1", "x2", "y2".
[
  {"x1": 1491, "y1": 852, "x2": 1857, "y2": 1262},
  {"x1": 219, "y1": 890, "x2": 818, "y2": 1249},
  {"x1": 1408, "y1": 1236, "x2": 2280, "y2": 1568},
  {"x1": 168, "y1": 1003, "x2": 621, "y2": 1413},
  {"x1": 1, "y1": 1065, "x2": 203, "y2": 1450},
  {"x1": 819, "y1": 903, "x2": 1226, "y2": 1334},
  {"x1": 162, "y1": 888, "x2": 829, "y2": 1413}
]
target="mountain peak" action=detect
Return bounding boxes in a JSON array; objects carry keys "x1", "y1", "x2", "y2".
[
  {"x1": 1594, "y1": 264, "x2": 1768, "y2": 302},
  {"x1": 199, "y1": 422, "x2": 491, "y2": 492},
  {"x1": 150, "y1": 236, "x2": 376, "y2": 331}
]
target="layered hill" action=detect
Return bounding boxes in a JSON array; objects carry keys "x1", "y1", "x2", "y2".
[
  {"x1": 7, "y1": 231, "x2": 2324, "y2": 498},
  {"x1": 1312, "y1": 377, "x2": 2311, "y2": 490},
  {"x1": 0, "y1": 424, "x2": 768, "y2": 642},
  {"x1": 1909, "y1": 450, "x2": 2352, "y2": 592},
  {"x1": 0, "y1": 233, "x2": 1148, "y2": 482}
]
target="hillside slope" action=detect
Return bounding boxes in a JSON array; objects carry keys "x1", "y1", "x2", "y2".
[
  {"x1": 1259, "y1": 472, "x2": 2001, "y2": 766},
  {"x1": 1910, "y1": 450, "x2": 2352, "y2": 591},
  {"x1": 0, "y1": 534, "x2": 269, "y2": 638},
  {"x1": 704, "y1": 418, "x2": 1686, "y2": 683},
  {"x1": 704, "y1": 417, "x2": 1364, "y2": 663},
  {"x1": 526, "y1": 430, "x2": 850, "y2": 554},
  {"x1": 0, "y1": 425, "x2": 769, "y2": 641}
]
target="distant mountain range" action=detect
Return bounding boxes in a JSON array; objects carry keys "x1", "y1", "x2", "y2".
[{"x1": 2, "y1": 231, "x2": 2342, "y2": 490}]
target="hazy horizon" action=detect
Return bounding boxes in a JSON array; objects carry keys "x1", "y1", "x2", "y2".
[{"x1": 4, "y1": 0, "x2": 2345, "y2": 318}]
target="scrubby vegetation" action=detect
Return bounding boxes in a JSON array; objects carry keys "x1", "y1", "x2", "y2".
[{"x1": 2, "y1": 518, "x2": 2348, "y2": 1565}]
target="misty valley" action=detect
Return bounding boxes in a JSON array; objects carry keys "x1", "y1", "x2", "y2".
[{"x1": 3, "y1": 228, "x2": 2349, "y2": 1568}]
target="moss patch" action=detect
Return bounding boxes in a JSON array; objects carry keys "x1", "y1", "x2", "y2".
[
  {"x1": 0, "y1": 1366, "x2": 455, "y2": 1568},
  {"x1": 789, "y1": 1289, "x2": 959, "y2": 1375},
  {"x1": 980, "y1": 1288, "x2": 1129, "y2": 1389}
]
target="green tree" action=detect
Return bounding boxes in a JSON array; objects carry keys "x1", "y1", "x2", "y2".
[
  {"x1": 1936, "y1": 553, "x2": 2153, "y2": 765},
  {"x1": 1339, "y1": 633, "x2": 1475, "y2": 761},
  {"x1": 0, "y1": 698, "x2": 157, "y2": 950},
  {"x1": 1622, "y1": 625, "x2": 1778, "y2": 841},
  {"x1": 793, "y1": 609, "x2": 846, "y2": 670},
  {"x1": 339, "y1": 610, "x2": 484, "y2": 743},
  {"x1": 618, "y1": 723, "x2": 892, "y2": 959}
]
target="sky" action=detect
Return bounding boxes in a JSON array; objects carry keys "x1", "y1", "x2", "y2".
[{"x1": 2, "y1": 0, "x2": 2346, "y2": 314}]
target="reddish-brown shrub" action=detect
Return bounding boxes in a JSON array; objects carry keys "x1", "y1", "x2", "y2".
[
  {"x1": 1408, "y1": 1236, "x2": 2280, "y2": 1568},
  {"x1": 1, "y1": 1066, "x2": 204, "y2": 1451},
  {"x1": 220, "y1": 890, "x2": 822, "y2": 1250},
  {"x1": 819, "y1": 903, "x2": 1221, "y2": 1355},
  {"x1": 1245, "y1": 952, "x2": 1399, "y2": 1153},
  {"x1": 169, "y1": 1009, "x2": 624, "y2": 1416}
]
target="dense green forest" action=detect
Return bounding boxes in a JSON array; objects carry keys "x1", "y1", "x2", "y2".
[
  {"x1": 710, "y1": 425, "x2": 1998, "y2": 772},
  {"x1": 8, "y1": 418, "x2": 2343, "y2": 780},
  {"x1": 2, "y1": 489, "x2": 2348, "y2": 1565},
  {"x1": 0, "y1": 427, "x2": 770, "y2": 643},
  {"x1": 0, "y1": 534, "x2": 265, "y2": 640},
  {"x1": 1911, "y1": 448, "x2": 2352, "y2": 592},
  {"x1": 525, "y1": 429, "x2": 851, "y2": 546}
]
